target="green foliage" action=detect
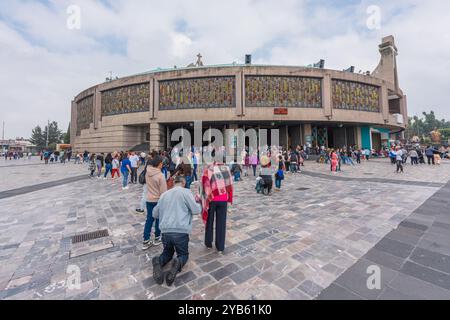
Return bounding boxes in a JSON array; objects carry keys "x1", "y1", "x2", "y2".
[
  {"x1": 29, "y1": 121, "x2": 63, "y2": 151},
  {"x1": 63, "y1": 123, "x2": 71, "y2": 144},
  {"x1": 405, "y1": 111, "x2": 450, "y2": 142},
  {"x1": 439, "y1": 128, "x2": 450, "y2": 140},
  {"x1": 30, "y1": 125, "x2": 46, "y2": 151}
]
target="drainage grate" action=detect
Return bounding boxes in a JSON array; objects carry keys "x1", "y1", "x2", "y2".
[
  {"x1": 297, "y1": 187, "x2": 310, "y2": 191},
  {"x1": 71, "y1": 229, "x2": 109, "y2": 244}
]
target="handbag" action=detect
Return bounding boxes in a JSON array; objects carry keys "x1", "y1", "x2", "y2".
[{"x1": 138, "y1": 164, "x2": 148, "y2": 185}]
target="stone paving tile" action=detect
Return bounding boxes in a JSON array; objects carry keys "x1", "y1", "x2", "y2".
[
  {"x1": 229, "y1": 265, "x2": 259, "y2": 284},
  {"x1": 210, "y1": 263, "x2": 240, "y2": 281},
  {"x1": 319, "y1": 180, "x2": 450, "y2": 300},
  {"x1": 409, "y1": 247, "x2": 450, "y2": 274},
  {"x1": 158, "y1": 285, "x2": 192, "y2": 300},
  {"x1": 401, "y1": 261, "x2": 450, "y2": 291},
  {"x1": 317, "y1": 283, "x2": 364, "y2": 300},
  {"x1": 386, "y1": 272, "x2": 450, "y2": 300},
  {"x1": 0, "y1": 158, "x2": 446, "y2": 300},
  {"x1": 298, "y1": 280, "x2": 324, "y2": 298}
]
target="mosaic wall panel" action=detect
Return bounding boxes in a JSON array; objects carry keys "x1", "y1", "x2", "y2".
[
  {"x1": 101, "y1": 83, "x2": 150, "y2": 116},
  {"x1": 332, "y1": 80, "x2": 380, "y2": 112},
  {"x1": 245, "y1": 76, "x2": 322, "y2": 108},
  {"x1": 76, "y1": 95, "x2": 93, "y2": 136},
  {"x1": 159, "y1": 77, "x2": 235, "y2": 110}
]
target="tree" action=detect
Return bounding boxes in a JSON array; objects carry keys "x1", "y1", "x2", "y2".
[
  {"x1": 43, "y1": 121, "x2": 63, "y2": 148},
  {"x1": 30, "y1": 125, "x2": 46, "y2": 151},
  {"x1": 63, "y1": 123, "x2": 71, "y2": 144},
  {"x1": 405, "y1": 110, "x2": 450, "y2": 143}
]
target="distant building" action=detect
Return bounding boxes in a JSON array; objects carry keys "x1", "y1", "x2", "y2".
[
  {"x1": 0, "y1": 138, "x2": 37, "y2": 154},
  {"x1": 71, "y1": 35, "x2": 407, "y2": 153}
]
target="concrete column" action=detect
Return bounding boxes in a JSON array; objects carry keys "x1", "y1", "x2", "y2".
[
  {"x1": 235, "y1": 72, "x2": 242, "y2": 116},
  {"x1": 242, "y1": 72, "x2": 246, "y2": 116},
  {"x1": 153, "y1": 79, "x2": 159, "y2": 119},
  {"x1": 322, "y1": 73, "x2": 332, "y2": 118},
  {"x1": 94, "y1": 89, "x2": 101, "y2": 129},
  {"x1": 380, "y1": 83, "x2": 389, "y2": 122},
  {"x1": 400, "y1": 95, "x2": 408, "y2": 126},
  {"x1": 149, "y1": 122, "x2": 164, "y2": 151},
  {"x1": 149, "y1": 78, "x2": 155, "y2": 120},
  {"x1": 356, "y1": 127, "x2": 362, "y2": 149}
]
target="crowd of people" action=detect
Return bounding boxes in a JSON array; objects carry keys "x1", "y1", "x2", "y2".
[
  {"x1": 26, "y1": 142, "x2": 448, "y2": 286},
  {"x1": 312, "y1": 144, "x2": 449, "y2": 174},
  {"x1": 3, "y1": 151, "x2": 33, "y2": 160}
]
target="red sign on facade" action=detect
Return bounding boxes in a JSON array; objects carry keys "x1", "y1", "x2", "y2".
[{"x1": 274, "y1": 107, "x2": 288, "y2": 115}]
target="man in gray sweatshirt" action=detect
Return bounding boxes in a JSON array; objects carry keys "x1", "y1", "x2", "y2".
[{"x1": 152, "y1": 175, "x2": 202, "y2": 286}]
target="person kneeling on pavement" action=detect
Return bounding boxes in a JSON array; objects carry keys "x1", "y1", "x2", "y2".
[{"x1": 151, "y1": 175, "x2": 202, "y2": 286}]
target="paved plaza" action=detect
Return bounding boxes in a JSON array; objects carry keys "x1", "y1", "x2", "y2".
[{"x1": 0, "y1": 157, "x2": 449, "y2": 300}]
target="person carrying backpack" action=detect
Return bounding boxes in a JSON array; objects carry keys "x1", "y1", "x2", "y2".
[
  {"x1": 274, "y1": 155, "x2": 285, "y2": 191},
  {"x1": 289, "y1": 150, "x2": 298, "y2": 173},
  {"x1": 136, "y1": 156, "x2": 150, "y2": 214}
]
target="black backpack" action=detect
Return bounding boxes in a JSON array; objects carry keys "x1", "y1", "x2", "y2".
[{"x1": 290, "y1": 153, "x2": 298, "y2": 163}]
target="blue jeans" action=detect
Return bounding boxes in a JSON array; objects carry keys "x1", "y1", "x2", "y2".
[
  {"x1": 122, "y1": 170, "x2": 129, "y2": 188},
  {"x1": 185, "y1": 175, "x2": 192, "y2": 189},
  {"x1": 104, "y1": 163, "x2": 112, "y2": 178},
  {"x1": 159, "y1": 233, "x2": 189, "y2": 271},
  {"x1": 289, "y1": 163, "x2": 297, "y2": 173},
  {"x1": 192, "y1": 164, "x2": 198, "y2": 181},
  {"x1": 275, "y1": 179, "x2": 281, "y2": 189},
  {"x1": 96, "y1": 160, "x2": 102, "y2": 177},
  {"x1": 143, "y1": 202, "x2": 161, "y2": 241},
  {"x1": 234, "y1": 171, "x2": 241, "y2": 181}
]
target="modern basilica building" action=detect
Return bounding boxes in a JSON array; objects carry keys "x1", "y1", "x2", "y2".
[{"x1": 70, "y1": 35, "x2": 407, "y2": 153}]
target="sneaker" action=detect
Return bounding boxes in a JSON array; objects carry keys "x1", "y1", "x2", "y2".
[
  {"x1": 135, "y1": 208, "x2": 145, "y2": 214},
  {"x1": 217, "y1": 250, "x2": 224, "y2": 255},
  {"x1": 122, "y1": 186, "x2": 129, "y2": 190},
  {"x1": 152, "y1": 256, "x2": 164, "y2": 285},
  {"x1": 165, "y1": 258, "x2": 181, "y2": 286},
  {"x1": 153, "y1": 236, "x2": 162, "y2": 246},
  {"x1": 142, "y1": 240, "x2": 152, "y2": 251}
]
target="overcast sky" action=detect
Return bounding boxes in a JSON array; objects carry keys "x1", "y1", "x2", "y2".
[{"x1": 0, "y1": 0, "x2": 449, "y2": 139}]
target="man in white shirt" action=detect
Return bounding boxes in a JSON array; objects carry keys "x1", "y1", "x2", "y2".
[{"x1": 129, "y1": 152, "x2": 140, "y2": 184}]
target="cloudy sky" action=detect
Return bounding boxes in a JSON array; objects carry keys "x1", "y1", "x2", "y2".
[{"x1": 0, "y1": 0, "x2": 449, "y2": 139}]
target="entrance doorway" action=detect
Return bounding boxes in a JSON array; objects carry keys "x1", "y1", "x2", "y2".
[{"x1": 371, "y1": 132, "x2": 382, "y2": 151}]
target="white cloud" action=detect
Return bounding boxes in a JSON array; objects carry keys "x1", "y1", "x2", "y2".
[{"x1": 0, "y1": 0, "x2": 449, "y2": 139}]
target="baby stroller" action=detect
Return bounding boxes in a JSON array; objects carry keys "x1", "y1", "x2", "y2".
[{"x1": 255, "y1": 176, "x2": 273, "y2": 195}]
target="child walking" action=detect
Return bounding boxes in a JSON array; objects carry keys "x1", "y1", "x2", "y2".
[
  {"x1": 275, "y1": 155, "x2": 285, "y2": 191},
  {"x1": 111, "y1": 155, "x2": 120, "y2": 179}
]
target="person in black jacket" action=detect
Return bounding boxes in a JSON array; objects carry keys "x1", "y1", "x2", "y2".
[{"x1": 104, "y1": 153, "x2": 113, "y2": 179}]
